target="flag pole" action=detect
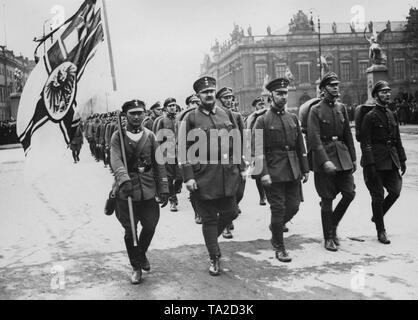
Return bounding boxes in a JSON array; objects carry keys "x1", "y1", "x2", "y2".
[
  {"x1": 101, "y1": 0, "x2": 117, "y2": 91},
  {"x1": 117, "y1": 111, "x2": 137, "y2": 247}
]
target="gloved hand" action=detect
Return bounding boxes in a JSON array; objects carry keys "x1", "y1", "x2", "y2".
[
  {"x1": 401, "y1": 162, "x2": 406, "y2": 176},
  {"x1": 185, "y1": 179, "x2": 198, "y2": 192},
  {"x1": 159, "y1": 193, "x2": 169, "y2": 208},
  {"x1": 364, "y1": 164, "x2": 376, "y2": 178},
  {"x1": 302, "y1": 172, "x2": 309, "y2": 184},
  {"x1": 240, "y1": 170, "x2": 248, "y2": 180},
  {"x1": 119, "y1": 180, "x2": 133, "y2": 198},
  {"x1": 322, "y1": 161, "x2": 337, "y2": 175},
  {"x1": 261, "y1": 174, "x2": 272, "y2": 187}
]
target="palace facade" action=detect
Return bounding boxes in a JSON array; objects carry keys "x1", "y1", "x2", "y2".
[
  {"x1": 0, "y1": 46, "x2": 35, "y2": 121},
  {"x1": 200, "y1": 11, "x2": 418, "y2": 112}
]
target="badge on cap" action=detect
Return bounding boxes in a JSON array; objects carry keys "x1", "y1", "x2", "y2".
[
  {"x1": 193, "y1": 76, "x2": 217, "y2": 93},
  {"x1": 265, "y1": 78, "x2": 290, "y2": 92}
]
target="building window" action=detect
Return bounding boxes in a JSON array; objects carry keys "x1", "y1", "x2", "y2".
[
  {"x1": 275, "y1": 63, "x2": 286, "y2": 78},
  {"x1": 411, "y1": 60, "x2": 418, "y2": 79},
  {"x1": 340, "y1": 62, "x2": 351, "y2": 82},
  {"x1": 359, "y1": 61, "x2": 368, "y2": 79},
  {"x1": 255, "y1": 64, "x2": 267, "y2": 88},
  {"x1": 394, "y1": 59, "x2": 405, "y2": 80},
  {"x1": 297, "y1": 62, "x2": 310, "y2": 83}
]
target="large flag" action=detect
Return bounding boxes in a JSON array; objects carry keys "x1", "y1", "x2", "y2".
[{"x1": 17, "y1": 0, "x2": 108, "y2": 156}]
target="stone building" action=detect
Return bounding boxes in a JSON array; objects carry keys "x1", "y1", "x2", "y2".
[
  {"x1": 200, "y1": 11, "x2": 418, "y2": 112},
  {"x1": 0, "y1": 46, "x2": 35, "y2": 121}
]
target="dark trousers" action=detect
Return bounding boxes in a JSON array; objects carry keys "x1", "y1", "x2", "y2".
[
  {"x1": 190, "y1": 192, "x2": 199, "y2": 219},
  {"x1": 236, "y1": 177, "x2": 246, "y2": 206},
  {"x1": 94, "y1": 143, "x2": 100, "y2": 161},
  {"x1": 194, "y1": 196, "x2": 237, "y2": 258},
  {"x1": 314, "y1": 170, "x2": 356, "y2": 239},
  {"x1": 166, "y1": 164, "x2": 183, "y2": 203},
  {"x1": 226, "y1": 177, "x2": 246, "y2": 226},
  {"x1": 364, "y1": 169, "x2": 402, "y2": 232},
  {"x1": 255, "y1": 178, "x2": 266, "y2": 200},
  {"x1": 115, "y1": 198, "x2": 160, "y2": 269},
  {"x1": 100, "y1": 145, "x2": 106, "y2": 162},
  {"x1": 265, "y1": 180, "x2": 302, "y2": 250},
  {"x1": 88, "y1": 139, "x2": 95, "y2": 156},
  {"x1": 71, "y1": 149, "x2": 80, "y2": 162},
  {"x1": 104, "y1": 147, "x2": 110, "y2": 166},
  {"x1": 167, "y1": 177, "x2": 178, "y2": 204}
]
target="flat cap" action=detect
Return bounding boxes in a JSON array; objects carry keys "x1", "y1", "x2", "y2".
[
  {"x1": 193, "y1": 76, "x2": 216, "y2": 93},
  {"x1": 265, "y1": 77, "x2": 289, "y2": 92},
  {"x1": 185, "y1": 94, "x2": 200, "y2": 106},
  {"x1": 121, "y1": 99, "x2": 146, "y2": 113},
  {"x1": 164, "y1": 97, "x2": 177, "y2": 108},
  {"x1": 319, "y1": 72, "x2": 340, "y2": 89},
  {"x1": 252, "y1": 96, "x2": 264, "y2": 107},
  {"x1": 371, "y1": 80, "x2": 391, "y2": 98},
  {"x1": 149, "y1": 101, "x2": 162, "y2": 110},
  {"x1": 216, "y1": 87, "x2": 234, "y2": 99}
]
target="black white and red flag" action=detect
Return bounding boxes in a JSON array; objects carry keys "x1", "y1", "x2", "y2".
[{"x1": 17, "y1": 0, "x2": 107, "y2": 156}]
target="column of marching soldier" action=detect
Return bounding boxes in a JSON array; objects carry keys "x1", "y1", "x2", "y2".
[{"x1": 82, "y1": 72, "x2": 407, "y2": 285}]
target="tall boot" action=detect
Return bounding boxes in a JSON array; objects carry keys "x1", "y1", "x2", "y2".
[
  {"x1": 372, "y1": 201, "x2": 390, "y2": 244},
  {"x1": 332, "y1": 193, "x2": 354, "y2": 227},
  {"x1": 322, "y1": 210, "x2": 337, "y2": 251},
  {"x1": 321, "y1": 210, "x2": 333, "y2": 241},
  {"x1": 382, "y1": 193, "x2": 399, "y2": 216},
  {"x1": 270, "y1": 223, "x2": 284, "y2": 251},
  {"x1": 256, "y1": 179, "x2": 267, "y2": 205},
  {"x1": 270, "y1": 223, "x2": 291, "y2": 262},
  {"x1": 371, "y1": 201, "x2": 385, "y2": 233},
  {"x1": 208, "y1": 255, "x2": 220, "y2": 276},
  {"x1": 325, "y1": 230, "x2": 338, "y2": 252},
  {"x1": 331, "y1": 226, "x2": 340, "y2": 246}
]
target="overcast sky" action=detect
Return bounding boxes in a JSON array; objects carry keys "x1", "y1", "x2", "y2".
[{"x1": 1, "y1": 0, "x2": 414, "y2": 108}]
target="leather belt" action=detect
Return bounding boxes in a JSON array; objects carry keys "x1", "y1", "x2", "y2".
[
  {"x1": 372, "y1": 139, "x2": 396, "y2": 146},
  {"x1": 321, "y1": 136, "x2": 343, "y2": 144},
  {"x1": 128, "y1": 165, "x2": 151, "y2": 174},
  {"x1": 266, "y1": 145, "x2": 295, "y2": 152}
]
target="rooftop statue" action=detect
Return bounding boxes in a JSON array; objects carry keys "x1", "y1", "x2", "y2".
[{"x1": 364, "y1": 26, "x2": 388, "y2": 65}]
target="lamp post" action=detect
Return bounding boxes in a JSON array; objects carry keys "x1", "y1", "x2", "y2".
[
  {"x1": 310, "y1": 9, "x2": 322, "y2": 80},
  {"x1": 0, "y1": 45, "x2": 7, "y2": 89}
]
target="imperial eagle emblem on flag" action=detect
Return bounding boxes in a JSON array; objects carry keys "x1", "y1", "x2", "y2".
[{"x1": 17, "y1": 0, "x2": 104, "y2": 155}]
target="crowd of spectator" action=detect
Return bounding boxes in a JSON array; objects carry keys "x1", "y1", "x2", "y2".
[
  {"x1": 0, "y1": 120, "x2": 19, "y2": 145},
  {"x1": 391, "y1": 98, "x2": 418, "y2": 125}
]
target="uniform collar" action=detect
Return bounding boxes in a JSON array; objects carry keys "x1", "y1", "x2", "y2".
[
  {"x1": 167, "y1": 112, "x2": 176, "y2": 119},
  {"x1": 375, "y1": 102, "x2": 388, "y2": 111},
  {"x1": 126, "y1": 130, "x2": 143, "y2": 142},
  {"x1": 127, "y1": 124, "x2": 142, "y2": 134},
  {"x1": 271, "y1": 106, "x2": 286, "y2": 115},
  {"x1": 324, "y1": 96, "x2": 336, "y2": 107},
  {"x1": 200, "y1": 105, "x2": 217, "y2": 115}
]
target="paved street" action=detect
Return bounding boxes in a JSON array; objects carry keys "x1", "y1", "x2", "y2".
[{"x1": 0, "y1": 129, "x2": 418, "y2": 300}]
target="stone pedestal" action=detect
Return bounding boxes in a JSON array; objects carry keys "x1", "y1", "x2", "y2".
[
  {"x1": 9, "y1": 93, "x2": 21, "y2": 120},
  {"x1": 366, "y1": 64, "x2": 389, "y2": 104}
]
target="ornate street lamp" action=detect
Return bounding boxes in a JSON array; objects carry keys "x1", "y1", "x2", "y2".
[{"x1": 310, "y1": 9, "x2": 322, "y2": 80}]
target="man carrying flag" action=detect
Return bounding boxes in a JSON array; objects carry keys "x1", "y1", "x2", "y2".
[{"x1": 111, "y1": 100, "x2": 169, "y2": 284}]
